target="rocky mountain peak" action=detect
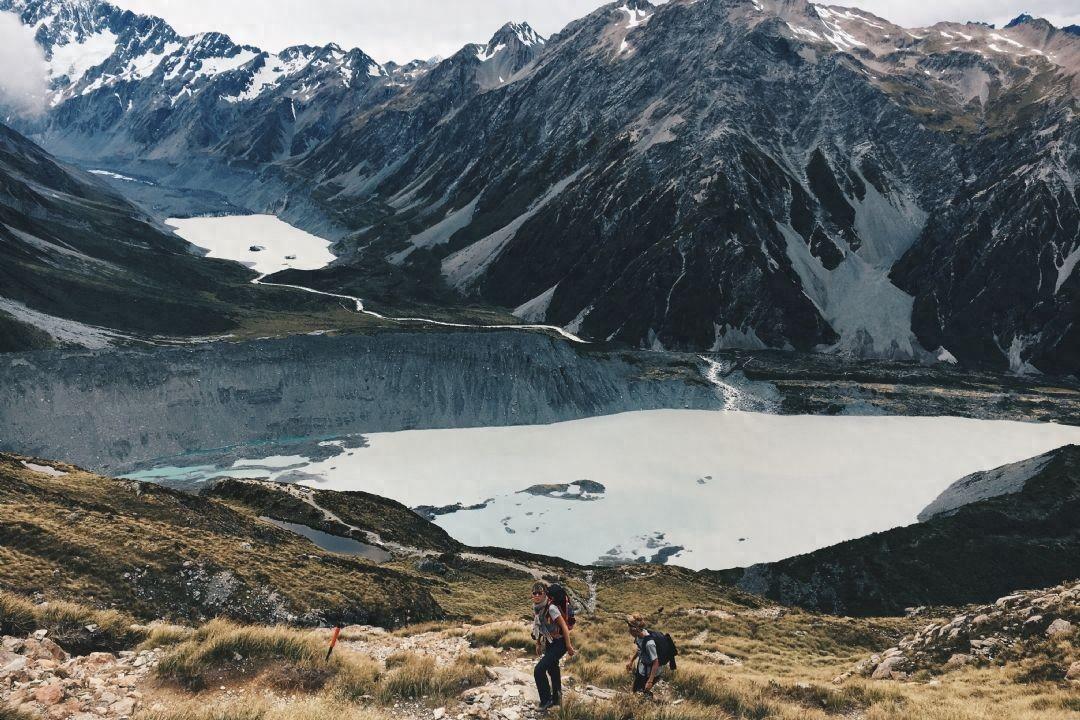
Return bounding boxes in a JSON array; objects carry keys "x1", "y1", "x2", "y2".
[{"x1": 488, "y1": 21, "x2": 545, "y2": 49}]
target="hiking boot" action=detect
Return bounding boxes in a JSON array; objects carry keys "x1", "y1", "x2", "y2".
[{"x1": 538, "y1": 700, "x2": 556, "y2": 712}]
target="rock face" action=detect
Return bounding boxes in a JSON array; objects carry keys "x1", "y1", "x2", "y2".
[
  {"x1": 840, "y1": 580, "x2": 1080, "y2": 682},
  {"x1": 0, "y1": 331, "x2": 721, "y2": 472},
  {"x1": 719, "y1": 445, "x2": 1080, "y2": 615}
]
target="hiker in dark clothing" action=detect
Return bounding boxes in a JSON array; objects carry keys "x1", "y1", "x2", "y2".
[
  {"x1": 626, "y1": 614, "x2": 661, "y2": 695},
  {"x1": 532, "y1": 581, "x2": 576, "y2": 710}
]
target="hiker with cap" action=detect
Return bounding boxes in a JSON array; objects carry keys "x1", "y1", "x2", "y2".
[
  {"x1": 531, "y1": 581, "x2": 576, "y2": 710},
  {"x1": 625, "y1": 614, "x2": 677, "y2": 695}
]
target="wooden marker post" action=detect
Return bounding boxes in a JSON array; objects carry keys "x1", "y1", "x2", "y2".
[{"x1": 326, "y1": 626, "x2": 342, "y2": 661}]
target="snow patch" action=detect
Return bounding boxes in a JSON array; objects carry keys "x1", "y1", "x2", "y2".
[
  {"x1": 710, "y1": 324, "x2": 770, "y2": 351},
  {"x1": 619, "y1": 5, "x2": 653, "y2": 28},
  {"x1": 47, "y1": 29, "x2": 117, "y2": 87},
  {"x1": 1004, "y1": 334, "x2": 1041, "y2": 376},
  {"x1": 20, "y1": 461, "x2": 68, "y2": 477},
  {"x1": 776, "y1": 222, "x2": 925, "y2": 360},
  {"x1": 1055, "y1": 243, "x2": 1080, "y2": 294},
  {"x1": 936, "y1": 347, "x2": 959, "y2": 364}
]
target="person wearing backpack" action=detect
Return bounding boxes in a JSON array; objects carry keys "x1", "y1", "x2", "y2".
[
  {"x1": 625, "y1": 614, "x2": 677, "y2": 695},
  {"x1": 531, "y1": 581, "x2": 577, "y2": 710}
]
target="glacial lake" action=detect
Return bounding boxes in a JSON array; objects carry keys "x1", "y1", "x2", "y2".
[
  {"x1": 167, "y1": 214, "x2": 336, "y2": 274},
  {"x1": 127, "y1": 410, "x2": 1080, "y2": 570}
]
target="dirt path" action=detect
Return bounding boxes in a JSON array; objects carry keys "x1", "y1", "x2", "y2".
[{"x1": 253, "y1": 275, "x2": 586, "y2": 344}]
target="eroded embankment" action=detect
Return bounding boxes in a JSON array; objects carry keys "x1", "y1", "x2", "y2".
[{"x1": 0, "y1": 331, "x2": 720, "y2": 473}]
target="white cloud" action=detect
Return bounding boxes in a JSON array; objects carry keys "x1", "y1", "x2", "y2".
[
  {"x1": 106, "y1": 1, "x2": 1080, "y2": 64},
  {"x1": 0, "y1": 11, "x2": 48, "y2": 117}
]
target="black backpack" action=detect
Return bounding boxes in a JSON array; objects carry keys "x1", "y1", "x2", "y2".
[
  {"x1": 648, "y1": 630, "x2": 678, "y2": 670},
  {"x1": 546, "y1": 583, "x2": 576, "y2": 630}
]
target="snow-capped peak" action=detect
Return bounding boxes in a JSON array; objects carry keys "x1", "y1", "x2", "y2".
[{"x1": 476, "y1": 22, "x2": 546, "y2": 64}]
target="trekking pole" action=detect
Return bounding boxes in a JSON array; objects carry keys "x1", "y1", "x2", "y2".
[{"x1": 325, "y1": 626, "x2": 342, "y2": 661}]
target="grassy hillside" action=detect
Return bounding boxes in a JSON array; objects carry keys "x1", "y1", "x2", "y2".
[{"x1": 0, "y1": 454, "x2": 441, "y2": 627}]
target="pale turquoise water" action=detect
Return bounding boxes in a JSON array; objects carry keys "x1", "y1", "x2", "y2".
[{"x1": 262, "y1": 517, "x2": 392, "y2": 562}]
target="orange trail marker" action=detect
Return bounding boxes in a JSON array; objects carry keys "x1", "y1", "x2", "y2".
[{"x1": 326, "y1": 626, "x2": 342, "y2": 661}]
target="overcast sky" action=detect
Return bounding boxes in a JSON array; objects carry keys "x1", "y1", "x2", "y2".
[{"x1": 109, "y1": 1, "x2": 1080, "y2": 63}]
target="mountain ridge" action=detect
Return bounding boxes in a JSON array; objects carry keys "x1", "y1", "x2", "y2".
[
  {"x1": 2, "y1": 0, "x2": 1079, "y2": 372},
  {"x1": 717, "y1": 444, "x2": 1080, "y2": 615}
]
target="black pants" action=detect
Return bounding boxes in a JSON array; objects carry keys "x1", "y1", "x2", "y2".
[
  {"x1": 633, "y1": 672, "x2": 650, "y2": 693},
  {"x1": 534, "y1": 637, "x2": 567, "y2": 704}
]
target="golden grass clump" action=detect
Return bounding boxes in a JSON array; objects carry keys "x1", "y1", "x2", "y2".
[
  {"x1": 375, "y1": 651, "x2": 489, "y2": 702},
  {"x1": 465, "y1": 622, "x2": 535, "y2": 652},
  {"x1": 0, "y1": 590, "x2": 143, "y2": 652},
  {"x1": 136, "y1": 697, "x2": 390, "y2": 720},
  {"x1": 157, "y1": 620, "x2": 331, "y2": 689},
  {"x1": 139, "y1": 623, "x2": 196, "y2": 650}
]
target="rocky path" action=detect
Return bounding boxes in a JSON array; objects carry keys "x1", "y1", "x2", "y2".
[
  {"x1": 1, "y1": 633, "x2": 163, "y2": 719},
  {"x1": 0, "y1": 621, "x2": 624, "y2": 720},
  {"x1": 328, "y1": 623, "x2": 622, "y2": 720}
]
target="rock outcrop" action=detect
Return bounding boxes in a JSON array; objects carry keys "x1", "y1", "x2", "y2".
[{"x1": 838, "y1": 580, "x2": 1080, "y2": 683}]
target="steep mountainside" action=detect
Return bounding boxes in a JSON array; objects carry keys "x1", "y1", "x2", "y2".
[
  {"x1": 0, "y1": 121, "x2": 278, "y2": 351},
  {"x1": 6, "y1": 0, "x2": 1080, "y2": 371},
  {"x1": 297, "y1": 0, "x2": 1080, "y2": 371},
  {"x1": 0, "y1": 331, "x2": 722, "y2": 472},
  {"x1": 718, "y1": 445, "x2": 1080, "y2": 615},
  {"x1": 0, "y1": 120, "x2": 365, "y2": 352}
]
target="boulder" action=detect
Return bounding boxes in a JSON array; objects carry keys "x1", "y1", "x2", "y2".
[
  {"x1": 0, "y1": 650, "x2": 28, "y2": 673},
  {"x1": 872, "y1": 655, "x2": 909, "y2": 680},
  {"x1": 34, "y1": 683, "x2": 65, "y2": 706},
  {"x1": 1021, "y1": 615, "x2": 1046, "y2": 636},
  {"x1": 112, "y1": 698, "x2": 137, "y2": 716},
  {"x1": 946, "y1": 653, "x2": 973, "y2": 669},
  {"x1": 1066, "y1": 662, "x2": 1080, "y2": 682},
  {"x1": 1045, "y1": 619, "x2": 1074, "y2": 638}
]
